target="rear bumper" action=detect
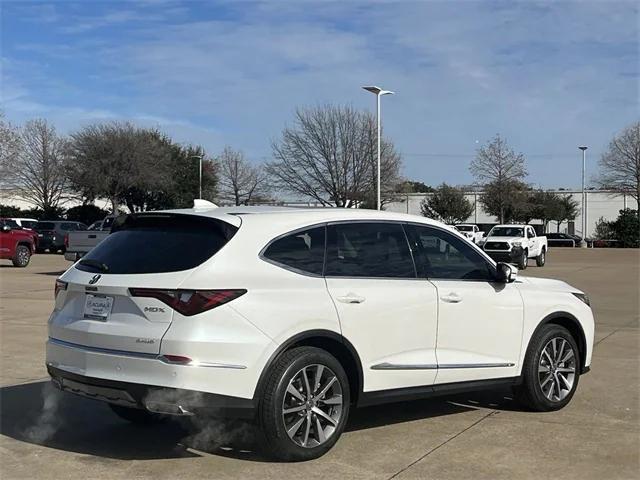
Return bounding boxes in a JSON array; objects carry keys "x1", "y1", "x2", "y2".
[
  {"x1": 45, "y1": 336, "x2": 267, "y2": 418},
  {"x1": 47, "y1": 365, "x2": 255, "y2": 418}
]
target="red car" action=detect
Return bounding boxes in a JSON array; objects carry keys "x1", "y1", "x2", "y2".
[{"x1": 0, "y1": 219, "x2": 36, "y2": 267}]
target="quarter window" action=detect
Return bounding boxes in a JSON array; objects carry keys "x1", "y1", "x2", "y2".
[
  {"x1": 325, "y1": 222, "x2": 415, "y2": 278},
  {"x1": 263, "y1": 226, "x2": 326, "y2": 275},
  {"x1": 409, "y1": 225, "x2": 494, "y2": 281}
]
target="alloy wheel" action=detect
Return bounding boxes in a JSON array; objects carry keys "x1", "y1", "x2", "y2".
[
  {"x1": 282, "y1": 364, "x2": 343, "y2": 448},
  {"x1": 17, "y1": 248, "x2": 29, "y2": 266},
  {"x1": 538, "y1": 337, "x2": 576, "y2": 401}
]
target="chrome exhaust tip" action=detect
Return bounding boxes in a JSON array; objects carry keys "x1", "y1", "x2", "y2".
[{"x1": 145, "y1": 401, "x2": 193, "y2": 416}]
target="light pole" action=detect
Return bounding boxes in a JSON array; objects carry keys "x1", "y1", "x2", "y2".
[
  {"x1": 578, "y1": 146, "x2": 588, "y2": 247},
  {"x1": 191, "y1": 155, "x2": 204, "y2": 199},
  {"x1": 362, "y1": 86, "x2": 394, "y2": 210}
]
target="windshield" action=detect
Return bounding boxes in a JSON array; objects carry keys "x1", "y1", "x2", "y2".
[
  {"x1": 20, "y1": 220, "x2": 37, "y2": 229},
  {"x1": 35, "y1": 222, "x2": 56, "y2": 231},
  {"x1": 455, "y1": 225, "x2": 473, "y2": 232},
  {"x1": 75, "y1": 214, "x2": 238, "y2": 274},
  {"x1": 489, "y1": 227, "x2": 524, "y2": 237},
  {"x1": 1, "y1": 219, "x2": 19, "y2": 228}
]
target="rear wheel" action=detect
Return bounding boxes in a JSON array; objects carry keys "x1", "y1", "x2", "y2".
[
  {"x1": 258, "y1": 347, "x2": 350, "y2": 461},
  {"x1": 12, "y1": 245, "x2": 31, "y2": 267},
  {"x1": 514, "y1": 324, "x2": 580, "y2": 411},
  {"x1": 536, "y1": 248, "x2": 546, "y2": 267},
  {"x1": 109, "y1": 404, "x2": 166, "y2": 425}
]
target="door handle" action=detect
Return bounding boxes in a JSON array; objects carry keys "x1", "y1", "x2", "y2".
[
  {"x1": 440, "y1": 293, "x2": 462, "y2": 303},
  {"x1": 336, "y1": 293, "x2": 366, "y2": 304}
]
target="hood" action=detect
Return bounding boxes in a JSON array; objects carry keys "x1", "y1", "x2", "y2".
[{"x1": 518, "y1": 276, "x2": 581, "y2": 294}]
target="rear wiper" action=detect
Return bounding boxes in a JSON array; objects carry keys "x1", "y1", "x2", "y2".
[{"x1": 78, "y1": 259, "x2": 109, "y2": 272}]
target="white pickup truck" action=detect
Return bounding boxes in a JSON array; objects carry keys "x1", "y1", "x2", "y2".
[
  {"x1": 64, "y1": 215, "x2": 116, "y2": 262},
  {"x1": 482, "y1": 224, "x2": 547, "y2": 269},
  {"x1": 453, "y1": 224, "x2": 484, "y2": 244}
]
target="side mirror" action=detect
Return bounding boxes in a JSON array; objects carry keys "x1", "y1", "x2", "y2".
[
  {"x1": 1, "y1": 225, "x2": 11, "y2": 232},
  {"x1": 496, "y1": 262, "x2": 517, "y2": 283}
]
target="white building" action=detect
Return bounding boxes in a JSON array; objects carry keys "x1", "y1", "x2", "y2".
[{"x1": 386, "y1": 190, "x2": 636, "y2": 238}]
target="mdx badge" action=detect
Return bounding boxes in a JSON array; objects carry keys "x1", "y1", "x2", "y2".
[{"x1": 144, "y1": 306, "x2": 166, "y2": 313}]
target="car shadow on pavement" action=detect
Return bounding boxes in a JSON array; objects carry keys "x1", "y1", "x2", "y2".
[
  {"x1": 0, "y1": 380, "x2": 522, "y2": 462},
  {"x1": 35, "y1": 271, "x2": 67, "y2": 276}
]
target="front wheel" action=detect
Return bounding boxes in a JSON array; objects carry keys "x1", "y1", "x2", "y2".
[
  {"x1": 518, "y1": 249, "x2": 528, "y2": 270},
  {"x1": 12, "y1": 245, "x2": 31, "y2": 267},
  {"x1": 536, "y1": 248, "x2": 546, "y2": 267},
  {"x1": 258, "y1": 347, "x2": 350, "y2": 461},
  {"x1": 514, "y1": 324, "x2": 580, "y2": 411}
]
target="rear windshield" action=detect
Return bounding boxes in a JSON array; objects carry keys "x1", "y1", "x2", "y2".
[
  {"x1": 455, "y1": 225, "x2": 473, "y2": 232},
  {"x1": 35, "y1": 222, "x2": 56, "y2": 231},
  {"x1": 75, "y1": 214, "x2": 238, "y2": 274}
]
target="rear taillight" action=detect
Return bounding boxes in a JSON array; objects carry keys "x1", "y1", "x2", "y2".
[
  {"x1": 129, "y1": 288, "x2": 247, "y2": 316},
  {"x1": 54, "y1": 279, "x2": 68, "y2": 298},
  {"x1": 64, "y1": 233, "x2": 69, "y2": 248}
]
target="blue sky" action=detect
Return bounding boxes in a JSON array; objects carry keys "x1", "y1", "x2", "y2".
[{"x1": 2, "y1": 0, "x2": 638, "y2": 190}]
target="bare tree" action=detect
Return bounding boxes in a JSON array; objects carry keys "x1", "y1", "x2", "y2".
[
  {"x1": 66, "y1": 122, "x2": 171, "y2": 212},
  {"x1": 596, "y1": 121, "x2": 640, "y2": 211},
  {"x1": 471, "y1": 135, "x2": 528, "y2": 223},
  {"x1": 217, "y1": 146, "x2": 268, "y2": 205},
  {"x1": 470, "y1": 134, "x2": 527, "y2": 184},
  {"x1": 0, "y1": 111, "x2": 21, "y2": 190},
  {"x1": 266, "y1": 105, "x2": 401, "y2": 208},
  {"x1": 9, "y1": 119, "x2": 69, "y2": 213}
]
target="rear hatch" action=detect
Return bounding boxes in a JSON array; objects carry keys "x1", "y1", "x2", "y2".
[{"x1": 51, "y1": 213, "x2": 239, "y2": 355}]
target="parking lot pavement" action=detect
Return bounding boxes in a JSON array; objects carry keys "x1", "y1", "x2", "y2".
[{"x1": 1, "y1": 249, "x2": 638, "y2": 479}]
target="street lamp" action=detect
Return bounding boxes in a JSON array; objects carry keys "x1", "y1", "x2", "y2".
[
  {"x1": 578, "y1": 146, "x2": 588, "y2": 247},
  {"x1": 191, "y1": 155, "x2": 204, "y2": 199},
  {"x1": 362, "y1": 85, "x2": 394, "y2": 210}
]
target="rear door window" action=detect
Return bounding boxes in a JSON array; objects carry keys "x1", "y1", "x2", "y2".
[
  {"x1": 325, "y1": 222, "x2": 415, "y2": 278},
  {"x1": 75, "y1": 214, "x2": 238, "y2": 274},
  {"x1": 262, "y1": 226, "x2": 326, "y2": 275}
]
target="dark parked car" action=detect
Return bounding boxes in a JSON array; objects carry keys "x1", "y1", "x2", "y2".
[
  {"x1": 34, "y1": 221, "x2": 87, "y2": 253},
  {"x1": 547, "y1": 233, "x2": 581, "y2": 247}
]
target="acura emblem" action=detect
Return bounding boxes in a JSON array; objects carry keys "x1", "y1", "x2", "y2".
[{"x1": 88, "y1": 274, "x2": 101, "y2": 285}]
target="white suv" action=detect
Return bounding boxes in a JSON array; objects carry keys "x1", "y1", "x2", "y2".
[{"x1": 47, "y1": 206, "x2": 594, "y2": 461}]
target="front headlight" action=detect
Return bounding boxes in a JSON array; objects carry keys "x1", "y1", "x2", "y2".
[
  {"x1": 512, "y1": 241, "x2": 522, "y2": 247},
  {"x1": 572, "y1": 292, "x2": 591, "y2": 306}
]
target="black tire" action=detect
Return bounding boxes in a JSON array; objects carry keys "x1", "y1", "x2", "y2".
[
  {"x1": 536, "y1": 248, "x2": 546, "y2": 267},
  {"x1": 518, "y1": 249, "x2": 528, "y2": 270},
  {"x1": 258, "y1": 346, "x2": 350, "y2": 461},
  {"x1": 109, "y1": 404, "x2": 166, "y2": 425},
  {"x1": 12, "y1": 245, "x2": 31, "y2": 267},
  {"x1": 513, "y1": 324, "x2": 580, "y2": 412}
]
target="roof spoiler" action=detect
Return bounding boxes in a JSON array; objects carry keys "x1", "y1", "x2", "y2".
[{"x1": 193, "y1": 199, "x2": 218, "y2": 209}]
